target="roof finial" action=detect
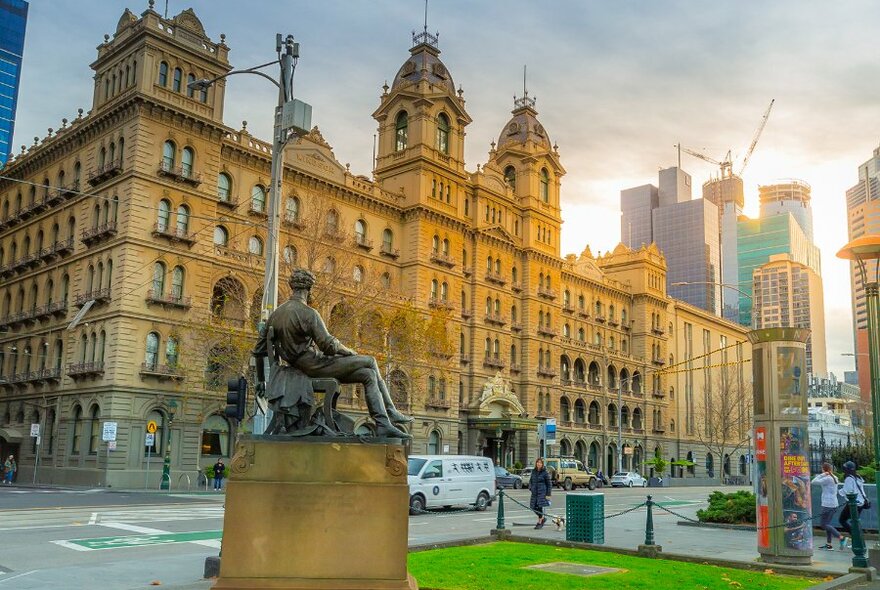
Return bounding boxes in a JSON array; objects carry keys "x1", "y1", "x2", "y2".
[
  {"x1": 513, "y1": 65, "x2": 536, "y2": 111},
  {"x1": 424, "y1": 0, "x2": 429, "y2": 34}
]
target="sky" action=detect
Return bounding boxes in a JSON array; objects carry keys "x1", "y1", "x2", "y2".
[{"x1": 12, "y1": 1, "x2": 880, "y2": 379}]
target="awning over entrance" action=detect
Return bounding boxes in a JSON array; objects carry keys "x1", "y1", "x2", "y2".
[
  {"x1": 468, "y1": 417, "x2": 537, "y2": 431},
  {"x1": 0, "y1": 427, "x2": 24, "y2": 443}
]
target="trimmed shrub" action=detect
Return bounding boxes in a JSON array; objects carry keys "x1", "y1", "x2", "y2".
[{"x1": 696, "y1": 490, "x2": 756, "y2": 524}]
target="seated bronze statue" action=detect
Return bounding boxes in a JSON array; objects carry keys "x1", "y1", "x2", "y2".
[{"x1": 253, "y1": 269, "x2": 413, "y2": 439}]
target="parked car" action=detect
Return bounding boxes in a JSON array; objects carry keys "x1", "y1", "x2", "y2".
[
  {"x1": 407, "y1": 455, "x2": 495, "y2": 515},
  {"x1": 544, "y1": 457, "x2": 598, "y2": 490},
  {"x1": 519, "y1": 467, "x2": 534, "y2": 488},
  {"x1": 494, "y1": 466, "x2": 523, "y2": 489},
  {"x1": 610, "y1": 471, "x2": 647, "y2": 487}
]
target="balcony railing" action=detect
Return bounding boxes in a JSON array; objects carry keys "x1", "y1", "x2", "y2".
[
  {"x1": 157, "y1": 162, "x2": 202, "y2": 186},
  {"x1": 427, "y1": 297, "x2": 455, "y2": 312},
  {"x1": 562, "y1": 304, "x2": 575, "y2": 314},
  {"x1": 217, "y1": 195, "x2": 239, "y2": 209},
  {"x1": 484, "y1": 314, "x2": 507, "y2": 326},
  {"x1": 74, "y1": 288, "x2": 111, "y2": 307},
  {"x1": 577, "y1": 309, "x2": 590, "y2": 319},
  {"x1": 140, "y1": 362, "x2": 184, "y2": 380},
  {"x1": 459, "y1": 354, "x2": 470, "y2": 365},
  {"x1": 652, "y1": 327, "x2": 665, "y2": 336},
  {"x1": 214, "y1": 245, "x2": 263, "y2": 266},
  {"x1": 146, "y1": 289, "x2": 192, "y2": 309},
  {"x1": 87, "y1": 161, "x2": 123, "y2": 186},
  {"x1": 248, "y1": 202, "x2": 269, "y2": 218},
  {"x1": 425, "y1": 397, "x2": 452, "y2": 409},
  {"x1": 379, "y1": 244, "x2": 400, "y2": 259},
  {"x1": 355, "y1": 236, "x2": 373, "y2": 251},
  {"x1": 510, "y1": 323, "x2": 523, "y2": 332},
  {"x1": 462, "y1": 267, "x2": 474, "y2": 278},
  {"x1": 482, "y1": 356, "x2": 506, "y2": 369},
  {"x1": 608, "y1": 318, "x2": 619, "y2": 327},
  {"x1": 537, "y1": 286, "x2": 557, "y2": 300},
  {"x1": 430, "y1": 251, "x2": 456, "y2": 268},
  {"x1": 651, "y1": 390, "x2": 665, "y2": 399},
  {"x1": 652, "y1": 357, "x2": 666, "y2": 366},
  {"x1": 49, "y1": 238, "x2": 75, "y2": 258},
  {"x1": 282, "y1": 213, "x2": 304, "y2": 228},
  {"x1": 537, "y1": 325, "x2": 558, "y2": 338},
  {"x1": 81, "y1": 222, "x2": 118, "y2": 245},
  {"x1": 460, "y1": 308, "x2": 472, "y2": 319},
  {"x1": 484, "y1": 271, "x2": 507, "y2": 286},
  {"x1": 594, "y1": 314, "x2": 606, "y2": 323},
  {"x1": 67, "y1": 362, "x2": 105, "y2": 378},
  {"x1": 509, "y1": 363, "x2": 522, "y2": 374},
  {"x1": 323, "y1": 228, "x2": 346, "y2": 243},
  {"x1": 537, "y1": 366, "x2": 559, "y2": 378},
  {"x1": 152, "y1": 223, "x2": 197, "y2": 246}
]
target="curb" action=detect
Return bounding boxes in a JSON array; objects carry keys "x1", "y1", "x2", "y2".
[{"x1": 676, "y1": 520, "x2": 880, "y2": 539}]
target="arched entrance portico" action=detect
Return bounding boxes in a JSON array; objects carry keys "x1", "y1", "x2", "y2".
[
  {"x1": 0, "y1": 427, "x2": 23, "y2": 471},
  {"x1": 467, "y1": 373, "x2": 536, "y2": 467},
  {"x1": 588, "y1": 441, "x2": 600, "y2": 471}
]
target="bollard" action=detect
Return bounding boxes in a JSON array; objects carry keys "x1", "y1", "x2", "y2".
[
  {"x1": 645, "y1": 495, "x2": 655, "y2": 546},
  {"x1": 491, "y1": 489, "x2": 511, "y2": 539},
  {"x1": 849, "y1": 492, "x2": 869, "y2": 569}
]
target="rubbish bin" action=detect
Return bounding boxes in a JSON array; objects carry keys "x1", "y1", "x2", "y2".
[{"x1": 566, "y1": 492, "x2": 604, "y2": 544}]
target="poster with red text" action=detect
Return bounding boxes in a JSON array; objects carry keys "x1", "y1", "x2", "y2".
[
  {"x1": 780, "y1": 426, "x2": 812, "y2": 551},
  {"x1": 755, "y1": 426, "x2": 769, "y2": 548}
]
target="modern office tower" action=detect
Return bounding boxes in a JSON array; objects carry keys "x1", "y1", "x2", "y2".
[
  {"x1": 759, "y1": 180, "x2": 813, "y2": 241},
  {"x1": 737, "y1": 213, "x2": 821, "y2": 327},
  {"x1": 703, "y1": 176, "x2": 745, "y2": 323},
  {"x1": 752, "y1": 253, "x2": 827, "y2": 377},
  {"x1": 845, "y1": 142, "x2": 880, "y2": 402},
  {"x1": 620, "y1": 183, "x2": 658, "y2": 249},
  {"x1": 652, "y1": 197, "x2": 721, "y2": 314},
  {"x1": 0, "y1": 0, "x2": 28, "y2": 167},
  {"x1": 658, "y1": 166, "x2": 692, "y2": 207}
]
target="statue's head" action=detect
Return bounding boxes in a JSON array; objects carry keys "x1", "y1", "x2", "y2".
[{"x1": 289, "y1": 268, "x2": 317, "y2": 292}]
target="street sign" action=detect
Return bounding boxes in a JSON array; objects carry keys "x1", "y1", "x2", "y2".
[
  {"x1": 623, "y1": 446, "x2": 633, "y2": 455},
  {"x1": 30, "y1": 423, "x2": 40, "y2": 437},
  {"x1": 545, "y1": 418, "x2": 556, "y2": 441},
  {"x1": 102, "y1": 421, "x2": 118, "y2": 442},
  {"x1": 145, "y1": 433, "x2": 155, "y2": 447},
  {"x1": 107, "y1": 440, "x2": 117, "y2": 451},
  {"x1": 146, "y1": 420, "x2": 158, "y2": 434}
]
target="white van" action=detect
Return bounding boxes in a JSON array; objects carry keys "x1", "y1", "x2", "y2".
[{"x1": 407, "y1": 455, "x2": 495, "y2": 515}]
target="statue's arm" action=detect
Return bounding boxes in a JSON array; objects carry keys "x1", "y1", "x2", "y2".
[
  {"x1": 253, "y1": 324, "x2": 268, "y2": 383},
  {"x1": 311, "y1": 310, "x2": 351, "y2": 355}
]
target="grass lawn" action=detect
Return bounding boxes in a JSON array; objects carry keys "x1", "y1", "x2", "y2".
[{"x1": 407, "y1": 543, "x2": 817, "y2": 590}]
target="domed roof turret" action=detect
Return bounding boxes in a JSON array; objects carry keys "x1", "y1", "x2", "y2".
[
  {"x1": 391, "y1": 30, "x2": 456, "y2": 95},
  {"x1": 496, "y1": 92, "x2": 552, "y2": 152}
]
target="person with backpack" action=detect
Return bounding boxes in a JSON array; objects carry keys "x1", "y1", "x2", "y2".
[
  {"x1": 812, "y1": 462, "x2": 843, "y2": 550},
  {"x1": 838, "y1": 460, "x2": 870, "y2": 549}
]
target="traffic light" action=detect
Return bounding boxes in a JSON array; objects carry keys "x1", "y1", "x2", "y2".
[{"x1": 225, "y1": 376, "x2": 248, "y2": 421}]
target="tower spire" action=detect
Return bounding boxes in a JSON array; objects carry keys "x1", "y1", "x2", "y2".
[
  {"x1": 411, "y1": 0, "x2": 438, "y2": 48},
  {"x1": 424, "y1": 0, "x2": 428, "y2": 34},
  {"x1": 513, "y1": 65, "x2": 536, "y2": 111}
]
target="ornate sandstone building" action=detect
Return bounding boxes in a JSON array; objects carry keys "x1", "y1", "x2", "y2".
[{"x1": 0, "y1": 6, "x2": 750, "y2": 486}]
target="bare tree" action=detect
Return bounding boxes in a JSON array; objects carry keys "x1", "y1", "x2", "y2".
[{"x1": 694, "y1": 366, "x2": 752, "y2": 482}]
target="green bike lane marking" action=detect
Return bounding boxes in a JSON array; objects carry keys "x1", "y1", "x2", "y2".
[{"x1": 53, "y1": 529, "x2": 222, "y2": 551}]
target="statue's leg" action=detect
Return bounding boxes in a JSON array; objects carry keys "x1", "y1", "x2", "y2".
[
  {"x1": 368, "y1": 357, "x2": 413, "y2": 424},
  {"x1": 348, "y1": 367, "x2": 411, "y2": 439}
]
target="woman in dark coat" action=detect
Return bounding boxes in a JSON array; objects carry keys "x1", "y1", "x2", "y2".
[{"x1": 528, "y1": 458, "x2": 552, "y2": 529}]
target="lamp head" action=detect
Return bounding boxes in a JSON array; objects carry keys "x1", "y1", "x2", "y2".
[{"x1": 187, "y1": 78, "x2": 212, "y2": 91}]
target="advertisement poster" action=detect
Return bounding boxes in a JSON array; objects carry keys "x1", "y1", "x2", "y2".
[
  {"x1": 780, "y1": 426, "x2": 812, "y2": 551},
  {"x1": 755, "y1": 426, "x2": 769, "y2": 548}
]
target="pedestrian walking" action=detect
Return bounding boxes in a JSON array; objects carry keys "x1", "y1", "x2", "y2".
[
  {"x1": 528, "y1": 458, "x2": 552, "y2": 529},
  {"x1": 3, "y1": 455, "x2": 16, "y2": 484},
  {"x1": 212, "y1": 458, "x2": 225, "y2": 491},
  {"x1": 838, "y1": 460, "x2": 870, "y2": 548},
  {"x1": 812, "y1": 462, "x2": 843, "y2": 550}
]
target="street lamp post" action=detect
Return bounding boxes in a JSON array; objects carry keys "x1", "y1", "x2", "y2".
[
  {"x1": 159, "y1": 400, "x2": 177, "y2": 490},
  {"x1": 837, "y1": 235, "x2": 880, "y2": 545},
  {"x1": 190, "y1": 35, "x2": 312, "y2": 434}
]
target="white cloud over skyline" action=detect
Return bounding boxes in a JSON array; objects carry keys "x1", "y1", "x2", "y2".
[{"x1": 13, "y1": 1, "x2": 880, "y2": 379}]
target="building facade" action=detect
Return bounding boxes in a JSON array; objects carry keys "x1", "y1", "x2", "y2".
[
  {"x1": 752, "y1": 253, "x2": 827, "y2": 377},
  {"x1": 703, "y1": 175, "x2": 745, "y2": 323},
  {"x1": 0, "y1": 6, "x2": 751, "y2": 486},
  {"x1": 845, "y1": 143, "x2": 880, "y2": 402},
  {"x1": 0, "y1": 0, "x2": 28, "y2": 166},
  {"x1": 759, "y1": 180, "x2": 813, "y2": 241}
]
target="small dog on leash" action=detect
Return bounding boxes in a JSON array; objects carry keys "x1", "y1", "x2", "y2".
[{"x1": 551, "y1": 516, "x2": 566, "y2": 531}]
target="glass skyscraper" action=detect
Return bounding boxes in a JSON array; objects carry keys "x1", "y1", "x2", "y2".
[{"x1": 0, "y1": 0, "x2": 28, "y2": 167}]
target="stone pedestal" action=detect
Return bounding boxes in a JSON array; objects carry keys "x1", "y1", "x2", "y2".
[{"x1": 213, "y1": 436, "x2": 418, "y2": 590}]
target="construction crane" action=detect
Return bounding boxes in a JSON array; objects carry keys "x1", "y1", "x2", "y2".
[{"x1": 675, "y1": 98, "x2": 775, "y2": 180}]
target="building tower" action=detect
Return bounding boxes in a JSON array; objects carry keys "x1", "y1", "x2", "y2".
[
  {"x1": 845, "y1": 143, "x2": 880, "y2": 401},
  {"x1": 0, "y1": 0, "x2": 28, "y2": 167},
  {"x1": 702, "y1": 175, "x2": 745, "y2": 323},
  {"x1": 759, "y1": 180, "x2": 813, "y2": 241}
]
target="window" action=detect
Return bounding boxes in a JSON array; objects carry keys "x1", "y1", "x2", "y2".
[
  {"x1": 171, "y1": 266, "x2": 184, "y2": 299},
  {"x1": 355, "y1": 219, "x2": 367, "y2": 244},
  {"x1": 395, "y1": 111, "x2": 408, "y2": 151},
  {"x1": 436, "y1": 113, "x2": 450, "y2": 154},
  {"x1": 286, "y1": 197, "x2": 300, "y2": 223},
  {"x1": 248, "y1": 236, "x2": 264, "y2": 256},
  {"x1": 200, "y1": 84, "x2": 208, "y2": 103},
  {"x1": 181, "y1": 147, "x2": 194, "y2": 177},
  {"x1": 162, "y1": 141, "x2": 175, "y2": 171},
  {"x1": 217, "y1": 173, "x2": 232, "y2": 202},
  {"x1": 381, "y1": 272, "x2": 391, "y2": 289},
  {"x1": 166, "y1": 336, "x2": 178, "y2": 367},
  {"x1": 323, "y1": 257, "x2": 335, "y2": 274},
  {"x1": 71, "y1": 405, "x2": 83, "y2": 455},
  {"x1": 326, "y1": 210, "x2": 339, "y2": 234},
  {"x1": 213, "y1": 226, "x2": 228, "y2": 246},
  {"x1": 251, "y1": 185, "x2": 267, "y2": 213},
  {"x1": 157, "y1": 199, "x2": 171, "y2": 231},
  {"x1": 172, "y1": 67, "x2": 182, "y2": 92},
  {"x1": 382, "y1": 229, "x2": 393, "y2": 251},
  {"x1": 186, "y1": 73, "x2": 196, "y2": 97},
  {"x1": 427, "y1": 430, "x2": 441, "y2": 455},
  {"x1": 504, "y1": 166, "x2": 516, "y2": 190},
  {"x1": 353, "y1": 265, "x2": 364, "y2": 284},
  {"x1": 145, "y1": 332, "x2": 160, "y2": 368},
  {"x1": 158, "y1": 61, "x2": 169, "y2": 86},
  {"x1": 431, "y1": 280, "x2": 439, "y2": 299},
  {"x1": 88, "y1": 406, "x2": 101, "y2": 455},
  {"x1": 176, "y1": 205, "x2": 190, "y2": 234},
  {"x1": 152, "y1": 262, "x2": 166, "y2": 294},
  {"x1": 283, "y1": 245, "x2": 297, "y2": 265},
  {"x1": 540, "y1": 168, "x2": 549, "y2": 203},
  {"x1": 201, "y1": 415, "x2": 231, "y2": 456}
]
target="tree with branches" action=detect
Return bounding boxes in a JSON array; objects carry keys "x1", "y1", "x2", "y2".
[{"x1": 694, "y1": 366, "x2": 753, "y2": 482}]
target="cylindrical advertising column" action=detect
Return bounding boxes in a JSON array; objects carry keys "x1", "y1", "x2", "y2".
[{"x1": 750, "y1": 327, "x2": 812, "y2": 566}]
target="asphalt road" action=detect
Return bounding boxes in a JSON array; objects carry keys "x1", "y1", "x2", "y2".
[{"x1": 0, "y1": 484, "x2": 853, "y2": 589}]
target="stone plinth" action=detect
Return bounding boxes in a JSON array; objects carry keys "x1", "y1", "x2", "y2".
[{"x1": 213, "y1": 436, "x2": 417, "y2": 590}]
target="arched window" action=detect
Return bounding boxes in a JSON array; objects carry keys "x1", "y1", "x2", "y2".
[
  {"x1": 176, "y1": 204, "x2": 190, "y2": 234},
  {"x1": 71, "y1": 405, "x2": 83, "y2": 455},
  {"x1": 440, "y1": 281, "x2": 448, "y2": 301},
  {"x1": 540, "y1": 168, "x2": 549, "y2": 203},
  {"x1": 560, "y1": 397, "x2": 571, "y2": 422},
  {"x1": 157, "y1": 199, "x2": 171, "y2": 231},
  {"x1": 248, "y1": 236, "x2": 264, "y2": 256},
  {"x1": 382, "y1": 228, "x2": 393, "y2": 252},
  {"x1": 166, "y1": 336, "x2": 178, "y2": 367},
  {"x1": 578, "y1": 327, "x2": 585, "y2": 342},
  {"x1": 201, "y1": 415, "x2": 231, "y2": 457},
  {"x1": 158, "y1": 61, "x2": 169, "y2": 86},
  {"x1": 283, "y1": 244, "x2": 297, "y2": 265},
  {"x1": 200, "y1": 84, "x2": 208, "y2": 103},
  {"x1": 145, "y1": 332, "x2": 160, "y2": 368},
  {"x1": 217, "y1": 173, "x2": 232, "y2": 202},
  {"x1": 511, "y1": 266, "x2": 518, "y2": 283},
  {"x1": 504, "y1": 166, "x2": 516, "y2": 190},
  {"x1": 171, "y1": 266, "x2": 185, "y2": 299},
  {"x1": 436, "y1": 113, "x2": 450, "y2": 154},
  {"x1": 286, "y1": 197, "x2": 300, "y2": 223},
  {"x1": 353, "y1": 265, "x2": 364, "y2": 284},
  {"x1": 97, "y1": 330, "x2": 106, "y2": 364},
  {"x1": 433, "y1": 235, "x2": 440, "y2": 253},
  {"x1": 88, "y1": 405, "x2": 101, "y2": 454},
  {"x1": 323, "y1": 256, "x2": 335, "y2": 274},
  {"x1": 395, "y1": 111, "x2": 408, "y2": 151},
  {"x1": 443, "y1": 238, "x2": 450, "y2": 255},
  {"x1": 181, "y1": 147, "x2": 194, "y2": 177},
  {"x1": 162, "y1": 140, "x2": 175, "y2": 170},
  {"x1": 431, "y1": 280, "x2": 439, "y2": 299},
  {"x1": 355, "y1": 219, "x2": 367, "y2": 244},
  {"x1": 172, "y1": 67, "x2": 183, "y2": 92},
  {"x1": 251, "y1": 185, "x2": 267, "y2": 213},
  {"x1": 381, "y1": 272, "x2": 391, "y2": 289},
  {"x1": 427, "y1": 430, "x2": 441, "y2": 455},
  {"x1": 98, "y1": 147, "x2": 106, "y2": 168},
  {"x1": 61, "y1": 274, "x2": 69, "y2": 303},
  {"x1": 213, "y1": 226, "x2": 228, "y2": 246},
  {"x1": 560, "y1": 356, "x2": 571, "y2": 381},
  {"x1": 326, "y1": 209, "x2": 339, "y2": 234},
  {"x1": 186, "y1": 73, "x2": 196, "y2": 97}
]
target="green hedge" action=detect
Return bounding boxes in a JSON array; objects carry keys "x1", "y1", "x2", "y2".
[{"x1": 696, "y1": 490, "x2": 756, "y2": 524}]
